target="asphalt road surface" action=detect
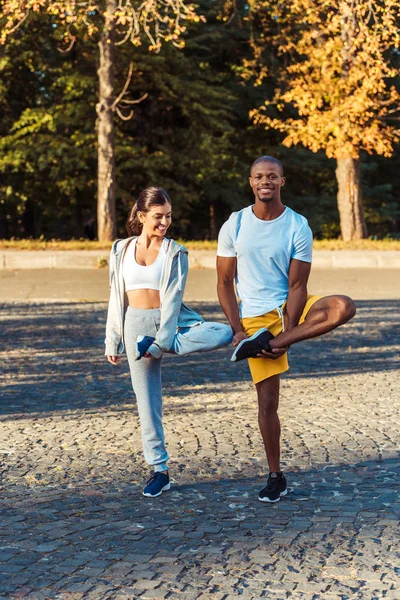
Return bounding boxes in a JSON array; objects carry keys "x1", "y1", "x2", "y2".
[{"x1": 0, "y1": 267, "x2": 399, "y2": 302}]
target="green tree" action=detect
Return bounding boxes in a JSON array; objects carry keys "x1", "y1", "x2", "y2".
[
  {"x1": 0, "y1": 2, "x2": 250, "y2": 239},
  {"x1": 4, "y1": 0, "x2": 392, "y2": 240},
  {"x1": 112, "y1": 0, "x2": 253, "y2": 239},
  {"x1": 1, "y1": 0, "x2": 199, "y2": 241},
  {"x1": 0, "y1": 18, "x2": 98, "y2": 238}
]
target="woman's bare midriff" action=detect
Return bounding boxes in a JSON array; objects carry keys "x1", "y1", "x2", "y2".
[{"x1": 127, "y1": 289, "x2": 161, "y2": 309}]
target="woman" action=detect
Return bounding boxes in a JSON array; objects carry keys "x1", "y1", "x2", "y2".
[{"x1": 105, "y1": 187, "x2": 233, "y2": 498}]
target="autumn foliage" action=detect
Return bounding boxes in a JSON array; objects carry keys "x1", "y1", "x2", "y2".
[
  {"x1": 247, "y1": 0, "x2": 399, "y2": 160},
  {"x1": 1, "y1": 1, "x2": 200, "y2": 50},
  {"x1": 240, "y1": 0, "x2": 400, "y2": 239}
]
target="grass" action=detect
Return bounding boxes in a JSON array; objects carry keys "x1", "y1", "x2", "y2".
[
  {"x1": 0, "y1": 239, "x2": 110, "y2": 251},
  {"x1": 312, "y1": 239, "x2": 400, "y2": 250},
  {"x1": 0, "y1": 238, "x2": 399, "y2": 251}
]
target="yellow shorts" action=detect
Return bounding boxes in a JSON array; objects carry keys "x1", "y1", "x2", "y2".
[{"x1": 241, "y1": 295, "x2": 323, "y2": 385}]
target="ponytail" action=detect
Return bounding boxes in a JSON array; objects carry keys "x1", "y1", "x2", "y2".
[{"x1": 126, "y1": 203, "x2": 142, "y2": 236}]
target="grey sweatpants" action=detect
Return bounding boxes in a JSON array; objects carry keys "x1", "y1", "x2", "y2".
[{"x1": 124, "y1": 306, "x2": 232, "y2": 471}]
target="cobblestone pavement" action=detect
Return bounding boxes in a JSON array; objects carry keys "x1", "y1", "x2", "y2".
[{"x1": 0, "y1": 300, "x2": 399, "y2": 599}]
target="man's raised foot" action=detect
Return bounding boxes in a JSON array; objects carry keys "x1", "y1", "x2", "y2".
[{"x1": 230, "y1": 327, "x2": 275, "y2": 362}]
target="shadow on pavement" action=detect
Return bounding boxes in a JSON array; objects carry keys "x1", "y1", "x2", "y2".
[
  {"x1": 0, "y1": 299, "x2": 399, "y2": 418},
  {"x1": 0, "y1": 456, "x2": 399, "y2": 597}
]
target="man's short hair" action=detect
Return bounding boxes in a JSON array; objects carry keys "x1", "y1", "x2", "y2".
[{"x1": 250, "y1": 156, "x2": 284, "y2": 176}]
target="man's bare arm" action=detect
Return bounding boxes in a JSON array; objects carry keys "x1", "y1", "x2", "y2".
[
  {"x1": 284, "y1": 258, "x2": 311, "y2": 331},
  {"x1": 216, "y1": 256, "x2": 246, "y2": 345}
]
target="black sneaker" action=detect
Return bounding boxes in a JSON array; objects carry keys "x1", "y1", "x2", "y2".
[
  {"x1": 230, "y1": 327, "x2": 275, "y2": 362},
  {"x1": 258, "y1": 472, "x2": 287, "y2": 503},
  {"x1": 143, "y1": 471, "x2": 170, "y2": 498},
  {"x1": 136, "y1": 335, "x2": 155, "y2": 360}
]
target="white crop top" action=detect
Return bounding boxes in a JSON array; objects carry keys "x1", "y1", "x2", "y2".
[{"x1": 123, "y1": 238, "x2": 167, "y2": 292}]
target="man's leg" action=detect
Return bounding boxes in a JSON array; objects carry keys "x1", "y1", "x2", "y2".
[
  {"x1": 270, "y1": 294, "x2": 356, "y2": 349},
  {"x1": 256, "y1": 374, "x2": 287, "y2": 502},
  {"x1": 256, "y1": 374, "x2": 281, "y2": 472}
]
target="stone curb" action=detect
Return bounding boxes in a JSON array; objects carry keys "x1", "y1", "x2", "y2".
[{"x1": 0, "y1": 249, "x2": 399, "y2": 269}]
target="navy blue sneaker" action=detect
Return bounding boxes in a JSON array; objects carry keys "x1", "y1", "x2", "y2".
[
  {"x1": 143, "y1": 471, "x2": 170, "y2": 498},
  {"x1": 230, "y1": 327, "x2": 275, "y2": 362},
  {"x1": 136, "y1": 335, "x2": 155, "y2": 360}
]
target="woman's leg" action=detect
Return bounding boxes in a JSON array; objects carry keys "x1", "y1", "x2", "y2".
[
  {"x1": 124, "y1": 307, "x2": 168, "y2": 471},
  {"x1": 171, "y1": 322, "x2": 233, "y2": 356}
]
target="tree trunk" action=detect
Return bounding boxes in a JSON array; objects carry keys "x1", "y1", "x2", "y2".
[
  {"x1": 96, "y1": 0, "x2": 116, "y2": 242},
  {"x1": 336, "y1": 157, "x2": 368, "y2": 241},
  {"x1": 209, "y1": 199, "x2": 217, "y2": 240}
]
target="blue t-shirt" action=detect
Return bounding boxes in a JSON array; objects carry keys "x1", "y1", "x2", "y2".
[{"x1": 217, "y1": 205, "x2": 313, "y2": 318}]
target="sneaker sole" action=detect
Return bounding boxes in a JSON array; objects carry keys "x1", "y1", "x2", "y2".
[
  {"x1": 135, "y1": 335, "x2": 146, "y2": 361},
  {"x1": 142, "y1": 483, "x2": 171, "y2": 498},
  {"x1": 258, "y1": 488, "x2": 288, "y2": 503},
  {"x1": 230, "y1": 327, "x2": 269, "y2": 362}
]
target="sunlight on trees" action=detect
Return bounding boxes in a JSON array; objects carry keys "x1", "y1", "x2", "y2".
[
  {"x1": 246, "y1": 0, "x2": 400, "y2": 240},
  {"x1": 1, "y1": 0, "x2": 200, "y2": 241}
]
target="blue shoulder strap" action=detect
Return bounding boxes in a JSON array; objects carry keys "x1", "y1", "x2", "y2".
[{"x1": 231, "y1": 209, "x2": 244, "y2": 243}]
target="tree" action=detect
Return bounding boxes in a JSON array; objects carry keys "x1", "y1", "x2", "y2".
[
  {"x1": 0, "y1": 18, "x2": 99, "y2": 239},
  {"x1": 245, "y1": 0, "x2": 400, "y2": 240},
  {"x1": 1, "y1": 0, "x2": 199, "y2": 241},
  {"x1": 0, "y1": 1, "x2": 251, "y2": 240}
]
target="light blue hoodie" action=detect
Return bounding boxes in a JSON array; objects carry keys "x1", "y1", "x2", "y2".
[{"x1": 104, "y1": 237, "x2": 204, "y2": 358}]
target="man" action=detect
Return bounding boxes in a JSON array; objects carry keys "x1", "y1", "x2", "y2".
[{"x1": 216, "y1": 156, "x2": 356, "y2": 503}]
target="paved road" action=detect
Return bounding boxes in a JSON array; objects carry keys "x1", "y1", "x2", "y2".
[
  {"x1": 0, "y1": 275, "x2": 399, "y2": 598},
  {"x1": 1, "y1": 267, "x2": 399, "y2": 302}
]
